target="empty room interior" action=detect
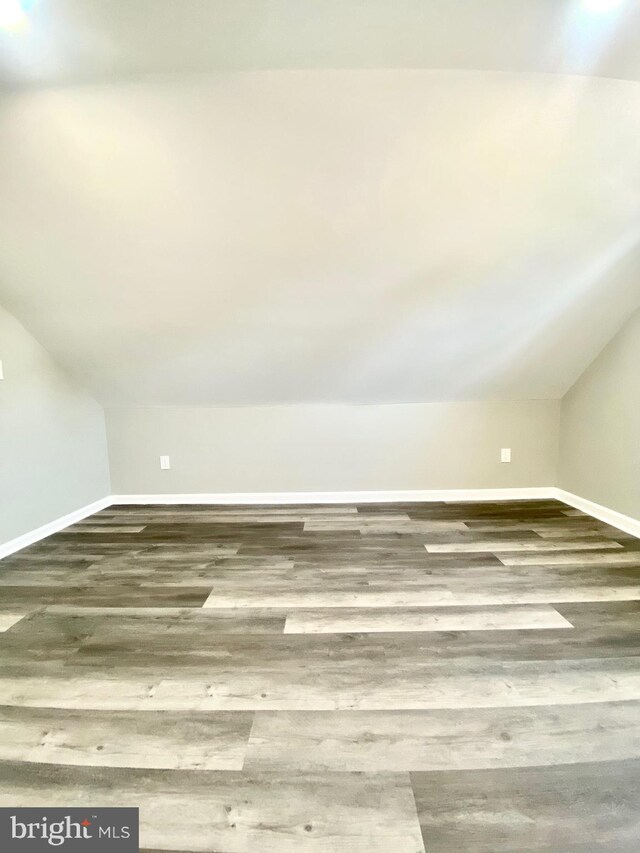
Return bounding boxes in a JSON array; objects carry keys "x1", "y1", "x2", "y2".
[{"x1": 1, "y1": 0, "x2": 640, "y2": 850}]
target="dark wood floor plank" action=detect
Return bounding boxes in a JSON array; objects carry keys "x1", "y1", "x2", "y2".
[
  {"x1": 0, "y1": 586, "x2": 212, "y2": 607},
  {"x1": 555, "y1": 600, "x2": 640, "y2": 629},
  {"x1": 65, "y1": 622, "x2": 640, "y2": 665},
  {"x1": 43, "y1": 605, "x2": 288, "y2": 633},
  {"x1": 411, "y1": 759, "x2": 640, "y2": 852}
]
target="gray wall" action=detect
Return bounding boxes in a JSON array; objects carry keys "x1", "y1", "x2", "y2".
[
  {"x1": 559, "y1": 307, "x2": 640, "y2": 521},
  {"x1": 106, "y1": 400, "x2": 559, "y2": 495},
  {"x1": 0, "y1": 304, "x2": 110, "y2": 547},
  {"x1": 3, "y1": 279, "x2": 639, "y2": 535}
]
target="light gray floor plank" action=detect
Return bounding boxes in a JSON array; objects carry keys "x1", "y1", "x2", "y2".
[
  {"x1": 499, "y1": 551, "x2": 640, "y2": 566},
  {"x1": 0, "y1": 763, "x2": 426, "y2": 853},
  {"x1": 245, "y1": 702, "x2": 640, "y2": 772},
  {"x1": 0, "y1": 611, "x2": 30, "y2": 631},
  {"x1": 0, "y1": 706, "x2": 253, "y2": 770},
  {"x1": 205, "y1": 584, "x2": 640, "y2": 608},
  {"x1": 3, "y1": 657, "x2": 640, "y2": 711},
  {"x1": 425, "y1": 540, "x2": 623, "y2": 553},
  {"x1": 283, "y1": 604, "x2": 573, "y2": 633}
]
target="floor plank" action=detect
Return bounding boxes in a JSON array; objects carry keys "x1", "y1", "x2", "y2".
[
  {"x1": 0, "y1": 762, "x2": 426, "y2": 853},
  {"x1": 0, "y1": 610, "x2": 30, "y2": 632},
  {"x1": 3, "y1": 657, "x2": 640, "y2": 711},
  {"x1": 245, "y1": 702, "x2": 640, "y2": 771},
  {"x1": 411, "y1": 760, "x2": 640, "y2": 852},
  {"x1": 0, "y1": 706, "x2": 253, "y2": 770},
  {"x1": 425, "y1": 540, "x2": 623, "y2": 553},
  {"x1": 283, "y1": 604, "x2": 573, "y2": 633}
]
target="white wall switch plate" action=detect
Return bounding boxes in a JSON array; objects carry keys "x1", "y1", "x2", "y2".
[
  {"x1": 0, "y1": 360, "x2": 4, "y2": 380},
  {"x1": 501, "y1": 448, "x2": 512, "y2": 463},
  {"x1": 160, "y1": 455, "x2": 171, "y2": 470}
]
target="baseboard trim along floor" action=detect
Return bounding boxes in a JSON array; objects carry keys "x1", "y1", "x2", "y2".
[
  {"x1": 1, "y1": 486, "x2": 638, "y2": 560},
  {"x1": 553, "y1": 488, "x2": 640, "y2": 540},
  {"x1": 109, "y1": 487, "x2": 553, "y2": 505},
  {"x1": 0, "y1": 497, "x2": 112, "y2": 560}
]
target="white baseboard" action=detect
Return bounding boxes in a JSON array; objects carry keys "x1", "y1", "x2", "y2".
[
  {"x1": 109, "y1": 487, "x2": 554, "y2": 506},
  {"x1": 3, "y1": 486, "x2": 637, "y2": 561},
  {"x1": 0, "y1": 497, "x2": 112, "y2": 560},
  {"x1": 552, "y1": 488, "x2": 640, "y2": 539}
]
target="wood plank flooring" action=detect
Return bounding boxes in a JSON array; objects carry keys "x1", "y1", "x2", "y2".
[{"x1": 1, "y1": 498, "x2": 640, "y2": 851}]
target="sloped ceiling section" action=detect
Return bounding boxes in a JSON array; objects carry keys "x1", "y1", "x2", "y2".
[
  {"x1": 0, "y1": 4, "x2": 639, "y2": 406},
  {"x1": 1, "y1": 0, "x2": 640, "y2": 86}
]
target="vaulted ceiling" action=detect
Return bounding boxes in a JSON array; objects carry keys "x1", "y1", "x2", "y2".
[
  {"x1": 2, "y1": 0, "x2": 640, "y2": 86},
  {"x1": 0, "y1": 1, "x2": 639, "y2": 405}
]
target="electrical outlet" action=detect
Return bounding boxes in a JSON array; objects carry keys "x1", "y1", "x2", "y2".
[
  {"x1": 0, "y1": 360, "x2": 4, "y2": 380},
  {"x1": 160, "y1": 455, "x2": 171, "y2": 470},
  {"x1": 501, "y1": 448, "x2": 512, "y2": 463}
]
